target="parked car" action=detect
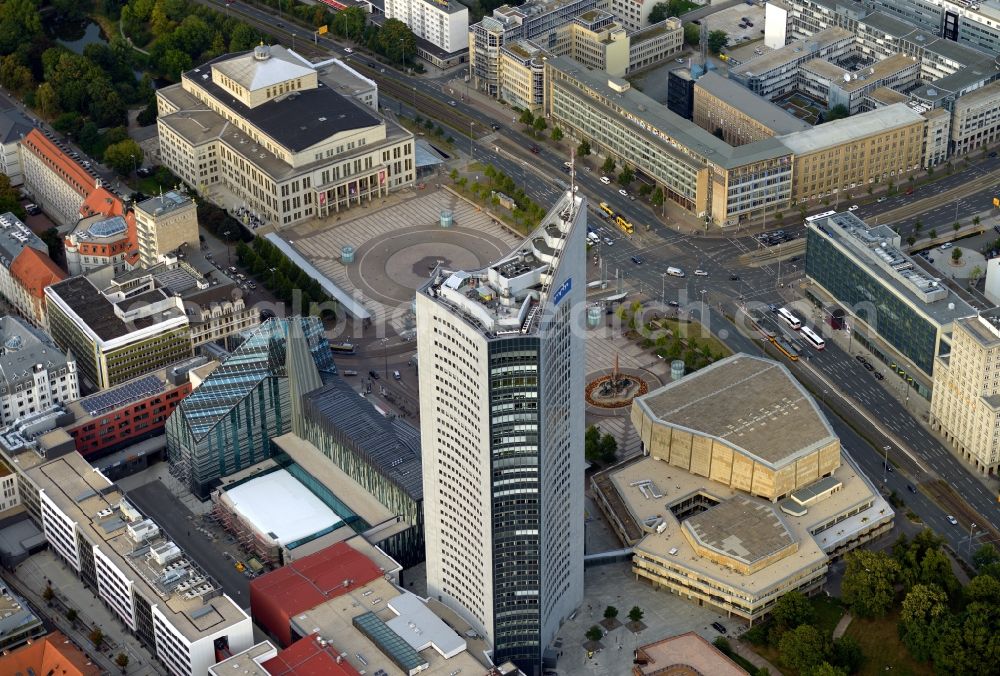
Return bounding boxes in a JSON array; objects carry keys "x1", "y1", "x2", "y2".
[
  {"x1": 602, "y1": 236, "x2": 614, "y2": 246},
  {"x1": 600, "y1": 176, "x2": 611, "y2": 184},
  {"x1": 877, "y1": 196, "x2": 887, "y2": 203},
  {"x1": 939, "y1": 242, "x2": 953, "y2": 251},
  {"x1": 848, "y1": 204, "x2": 859, "y2": 211},
  {"x1": 694, "y1": 269, "x2": 709, "y2": 276},
  {"x1": 618, "y1": 189, "x2": 628, "y2": 197},
  {"x1": 712, "y1": 622, "x2": 728, "y2": 634}
]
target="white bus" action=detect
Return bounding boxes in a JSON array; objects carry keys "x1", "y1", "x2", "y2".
[
  {"x1": 805, "y1": 210, "x2": 837, "y2": 223},
  {"x1": 800, "y1": 325, "x2": 826, "y2": 350},
  {"x1": 777, "y1": 307, "x2": 802, "y2": 330}
]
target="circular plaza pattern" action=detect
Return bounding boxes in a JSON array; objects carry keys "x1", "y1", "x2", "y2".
[{"x1": 347, "y1": 225, "x2": 515, "y2": 307}]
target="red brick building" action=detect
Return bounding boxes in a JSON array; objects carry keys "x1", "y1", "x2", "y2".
[{"x1": 64, "y1": 367, "x2": 193, "y2": 460}]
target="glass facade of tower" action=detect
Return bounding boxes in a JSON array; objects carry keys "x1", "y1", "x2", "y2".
[
  {"x1": 488, "y1": 336, "x2": 542, "y2": 666},
  {"x1": 165, "y1": 317, "x2": 335, "y2": 498}
]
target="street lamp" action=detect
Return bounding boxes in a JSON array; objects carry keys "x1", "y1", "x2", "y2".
[
  {"x1": 882, "y1": 445, "x2": 890, "y2": 483},
  {"x1": 222, "y1": 230, "x2": 232, "y2": 266},
  {"x1": 382, "y1": 337, "x2": 390, "y2": 380},
  {"x1": 660, "y1": 272, "x2": 666, "y2": 307},
  {"x1": 969, "y1": 523, "x2": 978, "y2": 557},
  {"x1": 269, "y1": 267, "x2": 277, "y2": 289}
]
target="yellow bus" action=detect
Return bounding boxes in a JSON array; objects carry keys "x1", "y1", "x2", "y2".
[
  {"x1": 615, "y1": 215, "x2": 634, "y2": 234},
  {"x1": 599, "y1": 202, "x2": 615, "y2": 217}
]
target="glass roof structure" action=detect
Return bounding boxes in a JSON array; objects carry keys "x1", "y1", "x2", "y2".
[
  {"x1": 352, "y1": 611, "x2": 428, "y2": 674},
  {"x1": 175, "y1": 317, "x2": 335, "y2": 441}
]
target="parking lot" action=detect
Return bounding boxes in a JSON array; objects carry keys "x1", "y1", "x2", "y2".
[{"x1": 700, "y1": 2, "x2": 766, "y2": 47}]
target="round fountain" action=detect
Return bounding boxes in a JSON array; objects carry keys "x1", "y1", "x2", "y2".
[{"x1": 585, "y1": 354, "x2": 649, "y2": 409}]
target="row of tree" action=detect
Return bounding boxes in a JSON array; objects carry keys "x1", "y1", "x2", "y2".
[
  {"x1": 329, "y1": 7, "x2": 417, "y2": 67},
  {"x1": 237, "y1": 238, "x2": 337, "y2": 318}
]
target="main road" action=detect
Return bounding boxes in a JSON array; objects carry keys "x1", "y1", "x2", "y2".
[{"x1": 197, "y1": 0, "x2": 1000, "y2": 548}]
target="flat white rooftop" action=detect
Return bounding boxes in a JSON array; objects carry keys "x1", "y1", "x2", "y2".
[{"x1": 220, "y1": 469, "x2": 342, "y2": 545}]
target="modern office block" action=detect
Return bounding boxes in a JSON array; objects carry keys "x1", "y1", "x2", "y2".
[
  {"x1": 804, "y1": 211, "x2": 975, "y2": 389},
  {"x1": 416, "y1": 189, "x2": 586, "y2": 673}
]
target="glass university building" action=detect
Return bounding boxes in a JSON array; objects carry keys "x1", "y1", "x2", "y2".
[{"x1": 165, "y1": 317, "x2": 336, "y2": 498}]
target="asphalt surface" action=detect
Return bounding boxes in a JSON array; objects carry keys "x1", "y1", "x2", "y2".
[
  {"x1": 172, "y1": 0, "x2": 1000, "y2": 553},
  {"x1": 126, "y1": 481, "x2": 252, "y2": 609}
]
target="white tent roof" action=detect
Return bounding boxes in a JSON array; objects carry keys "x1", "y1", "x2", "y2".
[{"x1": 221, "y1": 469, "x2": 342, "y2": 546}]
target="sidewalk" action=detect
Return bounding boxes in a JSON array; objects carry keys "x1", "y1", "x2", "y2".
[{"x1": 11, "y1": 550, "x2": 163, "y2": 675}]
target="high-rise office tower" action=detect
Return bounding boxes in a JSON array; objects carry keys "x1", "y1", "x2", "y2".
[{"x1": 416, "y1": 189, "x2": 586, "y2": 674}]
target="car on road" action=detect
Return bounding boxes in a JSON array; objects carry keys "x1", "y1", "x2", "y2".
[
  {"x1": 136, "y1": 167, "x2": 152, "y2": 177},
  {"x1": 369, "y1": 369, "x2": 380, "y2": 380},
  {"x1": 449, "y1": 100, "x2": 457, "y2": 106},
  {"x1": 856, "y1": 354, "x2": 868, "y2": 363},
  {"x1": 600, "y1": 176, "x2": 611, "y2": 184},
  {"x1": 883, "y1": 462, "x2": 893, "y2": 473},
  {"x1": 848, "y1": 204, "x2": 859, "y2": 211},
  {"x1": 344, "y1": 47, "x2": 354, "y2": 53},
  {"x1": 939, "y1": 242, "x2": 953, "y2": 250},
  {"x1": 393, "y1": 370, "x2": 401, "y2": 380},
  {"x1": 873, "y1": 371, "x2": 884, "y2": 380},
  {"x1": 668, "y1": 300, "x2": 680, "y2": 307},
  {"x1": 694, "y1": 269, "x2": 709, "y2": 276},
  {"x1": 946, "y1": 515, "x2": 958, "y2": 525},
  {"x1": 907, "y1": 484, "x2": 917, "y2": 493},
  {"x1": 530, "y1": 145, "x2": 540, "y2": 154},
  {"x1": 676, "y1": 57, "x2": 685, "y2": 63},
  {"x1": 491, "y1": 124, "x2": 501, "y2": 131},
  {"x1": 729, "y1": 274, "x2": 740, "y2": 281},
  {"x1": 712, "y1": 622, "x2": 727, "y2": 634},
  {"x1": 746, "y1": 21, "x2": 753, "y2": 26},
  {"x1": 768, "y1": 304, "x2": 779, "y2": 313},
  {"x1": 991, "y1": 151, "x2": 998, "y2": 158},
  {"x1": 602, "y1": 236, "x2": 614, "y2": 246},
  {"x1": 630, "y1": 255, "x2": 643, "y2": 265},
  {"x1": 618, "y1": 189, "x2": 628, "y2": 197},
  {"x1": 877, "y1": 196, "x2": 887, "y2": 203},
  {"x1": 862, "y1": 361, "x2": 875, "y2": 372}
]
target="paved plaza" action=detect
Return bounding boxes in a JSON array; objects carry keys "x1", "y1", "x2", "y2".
[{"x1": 282, "y1": 189, "x2": 521, "y2": 335}]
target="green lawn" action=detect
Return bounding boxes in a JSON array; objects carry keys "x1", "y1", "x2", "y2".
[
  {"x1": 652, "y1": 318, "x2": 731, "y2": 358},
  {"x1": 811, "y1": 595, "x2": 845, "y2": 638},
  {"x1": 844, "y1": 612, "x2": 933, "y2": 676}
]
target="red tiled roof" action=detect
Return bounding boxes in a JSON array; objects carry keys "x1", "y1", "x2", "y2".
[
  {"x1": 250, "y1": 542, "x2": 384, "y2": 646},
  {"x1": 79, "y1": 187, "x2": 125, "y2": 218},
  {"x1": 21, "y1": 129, "x2": 96, "y2": 199},
  {"x1": 10, "y1": 247, "x2": 66, "y2": 299},
  {"x1": 262, "y1": 635, "x2": 361, "y2": 676},
  {"x1": 0, "y1": 631, "x2": 101, "y2": 676}
]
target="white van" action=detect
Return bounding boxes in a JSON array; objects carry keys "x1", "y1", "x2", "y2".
[
  {"x1": 666, "y1": 266, "x2": 686, "y2": 277},
  {"x1": 587, "y1": 232, "x2": 600, "y2": 245}
]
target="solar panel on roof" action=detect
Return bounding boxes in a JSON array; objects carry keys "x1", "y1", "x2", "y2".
[{"x1": 82, "y1": 374, "x2": 164, "y2": 417}]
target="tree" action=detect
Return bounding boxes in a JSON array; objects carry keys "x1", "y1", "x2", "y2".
[
  {"x1": 684, "y1": 23, "x2": 700, "y2": 46},
  {"x1": 628, "y1": 606, "x2": 644, "y2": 623},
  {"x1": 533, "y1": 117, "x2": 547, "y2": 135},
  {"x1": 65, "y1": 608, "x2": 77, "y2": 626},
  {"x1": 585, "y1": 425, "x2": 602, "y2": 463},
  {"x1": 906, "y1": 235, "x2": 916, "y2": 246},
  {"x1": 378, "y1": 19, "x2": 417, "y2": 64},
  {"x1": 598, "y1": 432, "x2": 618, "y2": 464},
  {"x1": 585, "y1": 625, "x2": 603, "y2": 642},
  {"x1": 115, "y1": 652, "x2": 129, "y2": 672},
  {"x1": 43, "y1": 585, "x2": 54, "y2": 603},
  {"x1": 551, "y1": 126, "x2": 563, "y2": 142},
  {"x1": 914, "y1": 218, "x2": 923, "y2": 233},
  {"x1": 707, "y1": 30, "x2": 728, "y2": 54},
  {"x1": 825, "y1": 104, "x2": 849, "y2": 122},
  {"x1": 519, "y1": 109, "x2": 535, "y2": 129},
  {"x1": 771, "y1": 591, "x2": 814, "y2": 631},
  {"x1": 830, "y1": 636, "x2": 863, "y2": 674},
  {"x1": 604, "y1": 605, "x2": 619, "y2": 620},
  {"x1": 841, "y1": 549, "x2": 900, "y2": 618},
  {"x1": 974, "y1": 215, "x2": 981, "y2": 227},
  {"x1": 577, "y1": 139, "x2": 591, "y2": 156},
  {"x1": 649, "y1": 2, "x2": 671, "y2": 23},
  {"x1": 618, "y1": 166, "x2": 634, "y2": 186},
  {"x1": 929, "y1": 228, "x2": 937, "y2": 239},
  {"x1": 964, "y1": 573, "x2": 1000, "y2": 607},
  {"x1": 651, "y1": 187, "x2": 664, "y2": 208},
  {"x1": 602, "y1": 156, "x2": 617, "y2": 174},
  {"x1": 778, "y1": 624, "x2": 827, "y2": 672},
  {"x1": 973, "y1": 544, "x2": 1000, "y2": 571},
  {"x1": 952, "y1": 247, "x2": 963, "y2": 263},
  {"x1": 332, "y1": 6, "x2": 366, "y2": 40},
  {"x1": 804, "y1": 664, "x2": 847, "y2": 676},
  {"x1": 104, "y1": 139, "x2": 144, "y2": 177},
  {"x1": 89, "y1": 628, "x2": 104, "y2": 649},
  {"x1": 900, "y1": 584, "x2": 948, "y2": 661},
  {"x1": 953, "y1": 221, "x2": 961, "y2": 232}
]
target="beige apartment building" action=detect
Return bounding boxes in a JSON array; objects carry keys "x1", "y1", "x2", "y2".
[
  {"x1": 134, "y1": 191, "x2": 200, "y2": 267},
  {"x1": 950, "y1": 80, "x2": 1000, "y2": 156},
  {"x1": 497, "y1": 13, "x2": 681, "y2": 111},
  {"x1": 693, "y1": 72, "x2": 809, "y2": 147},
  {"x1": 783, "y1": 103, "x2": 925, "y2": 203},
  {"x1": 930, "y1": 310, "x2": 1000, "y2": 475},
  {"x1": 157, "y1": 45, "x2": 414, "y2": 229}
]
